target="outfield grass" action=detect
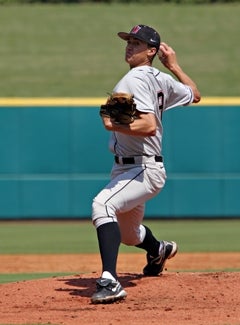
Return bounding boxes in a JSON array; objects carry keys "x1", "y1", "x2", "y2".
[
  {"x1": 0, "y1": 272, "x2": 71, "y2": 284},
  {"x1": 0, "y1": 3, "x2": 239, "y2": 97},
  {"x1": 0, "y1": 219, "x2": 239, "y2": 285},
  {"x1": 0, "y1": 219, "x2": 239, "y2": 254}
]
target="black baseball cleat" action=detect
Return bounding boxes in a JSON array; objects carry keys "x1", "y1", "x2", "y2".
[
  {"x1": 143, "y1": 240, "x2": 178, "y2": 276},
  {"x1": 91, "y1": 278, "x2": 127, "y2": 304}
]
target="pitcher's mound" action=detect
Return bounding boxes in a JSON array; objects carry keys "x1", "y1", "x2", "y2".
[{"x1": 0, "y1": 271, "x2": 240, "y2": 325}]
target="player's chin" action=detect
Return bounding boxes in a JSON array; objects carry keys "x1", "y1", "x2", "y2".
[
  {"x1": 125, "y1": 56, "x2": 134, "y2": 66},
  {"x1": 125, "y1": 53, "x2": 133, "y2": 61}
]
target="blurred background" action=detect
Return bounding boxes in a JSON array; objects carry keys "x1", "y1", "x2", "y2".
[{"x1": 0, "y1": 0, "x2": 239, "y2": 219}]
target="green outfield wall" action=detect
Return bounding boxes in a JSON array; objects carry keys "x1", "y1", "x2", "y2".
[{"x1": 0, "y1": 97, "x2": 239, "y2": 219}]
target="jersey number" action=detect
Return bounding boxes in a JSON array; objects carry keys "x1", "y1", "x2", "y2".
[{"x1": 157, "y1": 91, "x2": 164, "y2": 119}]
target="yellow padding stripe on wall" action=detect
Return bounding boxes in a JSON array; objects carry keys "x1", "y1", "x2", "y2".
[
  {"x1": 0, "y1": 97, "x2": 240, "y2": 107},
  {"x1": 0, "y1": 97, "x2": 107, "y2": 107},
  {"x1": 199, "y1": 97, "x2": 240, "y2": 106}
]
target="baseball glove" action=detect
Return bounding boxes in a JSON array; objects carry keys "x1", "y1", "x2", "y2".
[{"x1": 100, "y1": 92, "x2": 137, "y2": 125}]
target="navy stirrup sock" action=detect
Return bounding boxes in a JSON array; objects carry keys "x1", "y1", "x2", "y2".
[
  {"x1": 96, "y1": 222, "x2": 121, "y2": 279},
  {"x1": 135, "y1": 225, "x2": 160, "y2": 257}
]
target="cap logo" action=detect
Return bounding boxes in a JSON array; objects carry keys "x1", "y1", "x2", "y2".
[{"x1": 130, "y1": 25, "x2": 141, "y2": 35}]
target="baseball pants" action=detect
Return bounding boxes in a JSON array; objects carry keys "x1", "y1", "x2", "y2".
[{"x1": 92, "y1": 157, "x2": 166, "y2": 246}]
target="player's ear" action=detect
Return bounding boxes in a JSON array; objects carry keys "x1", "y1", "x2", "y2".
[
  {"x1": 147, "y1": 46, "x2": 157, "y2": 60},
  {"x1": 148, "y1": 46, "x2": 157, "y2": 54}
]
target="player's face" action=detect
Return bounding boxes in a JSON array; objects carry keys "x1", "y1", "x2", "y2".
[{"x1": 125, "y1": 37, "x2": 153, "y2": 68}]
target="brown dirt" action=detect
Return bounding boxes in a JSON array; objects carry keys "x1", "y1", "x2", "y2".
[{"x1": 0, "y1": 253, "x2": 240, "y2": 325}]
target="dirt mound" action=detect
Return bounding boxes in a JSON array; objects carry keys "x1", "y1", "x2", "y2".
[
  {"x1": 0, "y1": 272, "x2": 240, "y2": 325},
  {"x1": 0, "y1": 253, "x2": 240, "y2": 325}
]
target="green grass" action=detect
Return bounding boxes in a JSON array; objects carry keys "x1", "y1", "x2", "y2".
[
  {"x1": 0, "y1": 220, "x2": 98, "y2": 254},
  {"x1": 0, "y1": 219, "x2": 239, "y2": 254},
  {"x1": 0, "y1": 3, "x2": 239, "y2": 97},
  {"x1": 0, "y1": 219, "x2": 239, "y2": 285},
  {"x1": 0, "y1": 272, "x2": 71, "y2": 284}
]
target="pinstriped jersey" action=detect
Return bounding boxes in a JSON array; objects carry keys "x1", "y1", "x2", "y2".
[{"x1": 109, "y1": 65, "x2": 193, "y2": 157}]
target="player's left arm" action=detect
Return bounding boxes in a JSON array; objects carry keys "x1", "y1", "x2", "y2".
[{"x1": 101, "y1": 111, "x2": 156, "y2": 136}]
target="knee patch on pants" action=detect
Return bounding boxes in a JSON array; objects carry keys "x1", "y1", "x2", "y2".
[{"x1": 92, "y1": 198, "x2": 117, "y2": 228}]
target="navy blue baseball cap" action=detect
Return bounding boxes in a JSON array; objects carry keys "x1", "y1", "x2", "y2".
[{"x1": 118, "y1": 25, "x2": 160, "y2": 49}]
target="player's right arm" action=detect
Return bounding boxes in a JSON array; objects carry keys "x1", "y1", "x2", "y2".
[{"x1": 159, "y1": 42, "x2": 201, "y2": 103}]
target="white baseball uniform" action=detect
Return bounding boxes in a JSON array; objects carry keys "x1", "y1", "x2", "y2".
[{"x1": 92, "y1": 65, "x2": 193, "y2": 246}]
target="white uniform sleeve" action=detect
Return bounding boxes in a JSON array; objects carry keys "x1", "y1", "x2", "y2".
[
  {"x1": 113, "y1": 71, "x2": 155, "y2": 113},
  {"x1": 113, "y1": 67, "x2": 194, "y2": 113},
  {"x1": 163, "y1": 74, "x2": 194, "y2": 111}
]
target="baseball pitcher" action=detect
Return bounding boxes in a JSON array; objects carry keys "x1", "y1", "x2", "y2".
[{"x1": 91, "y1": 24, "x2": 201, "y2": 304}]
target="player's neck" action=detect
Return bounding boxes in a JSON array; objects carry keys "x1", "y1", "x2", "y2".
[{"x1": 129, "y1": 62, "x2": 152, "y2": 69}]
